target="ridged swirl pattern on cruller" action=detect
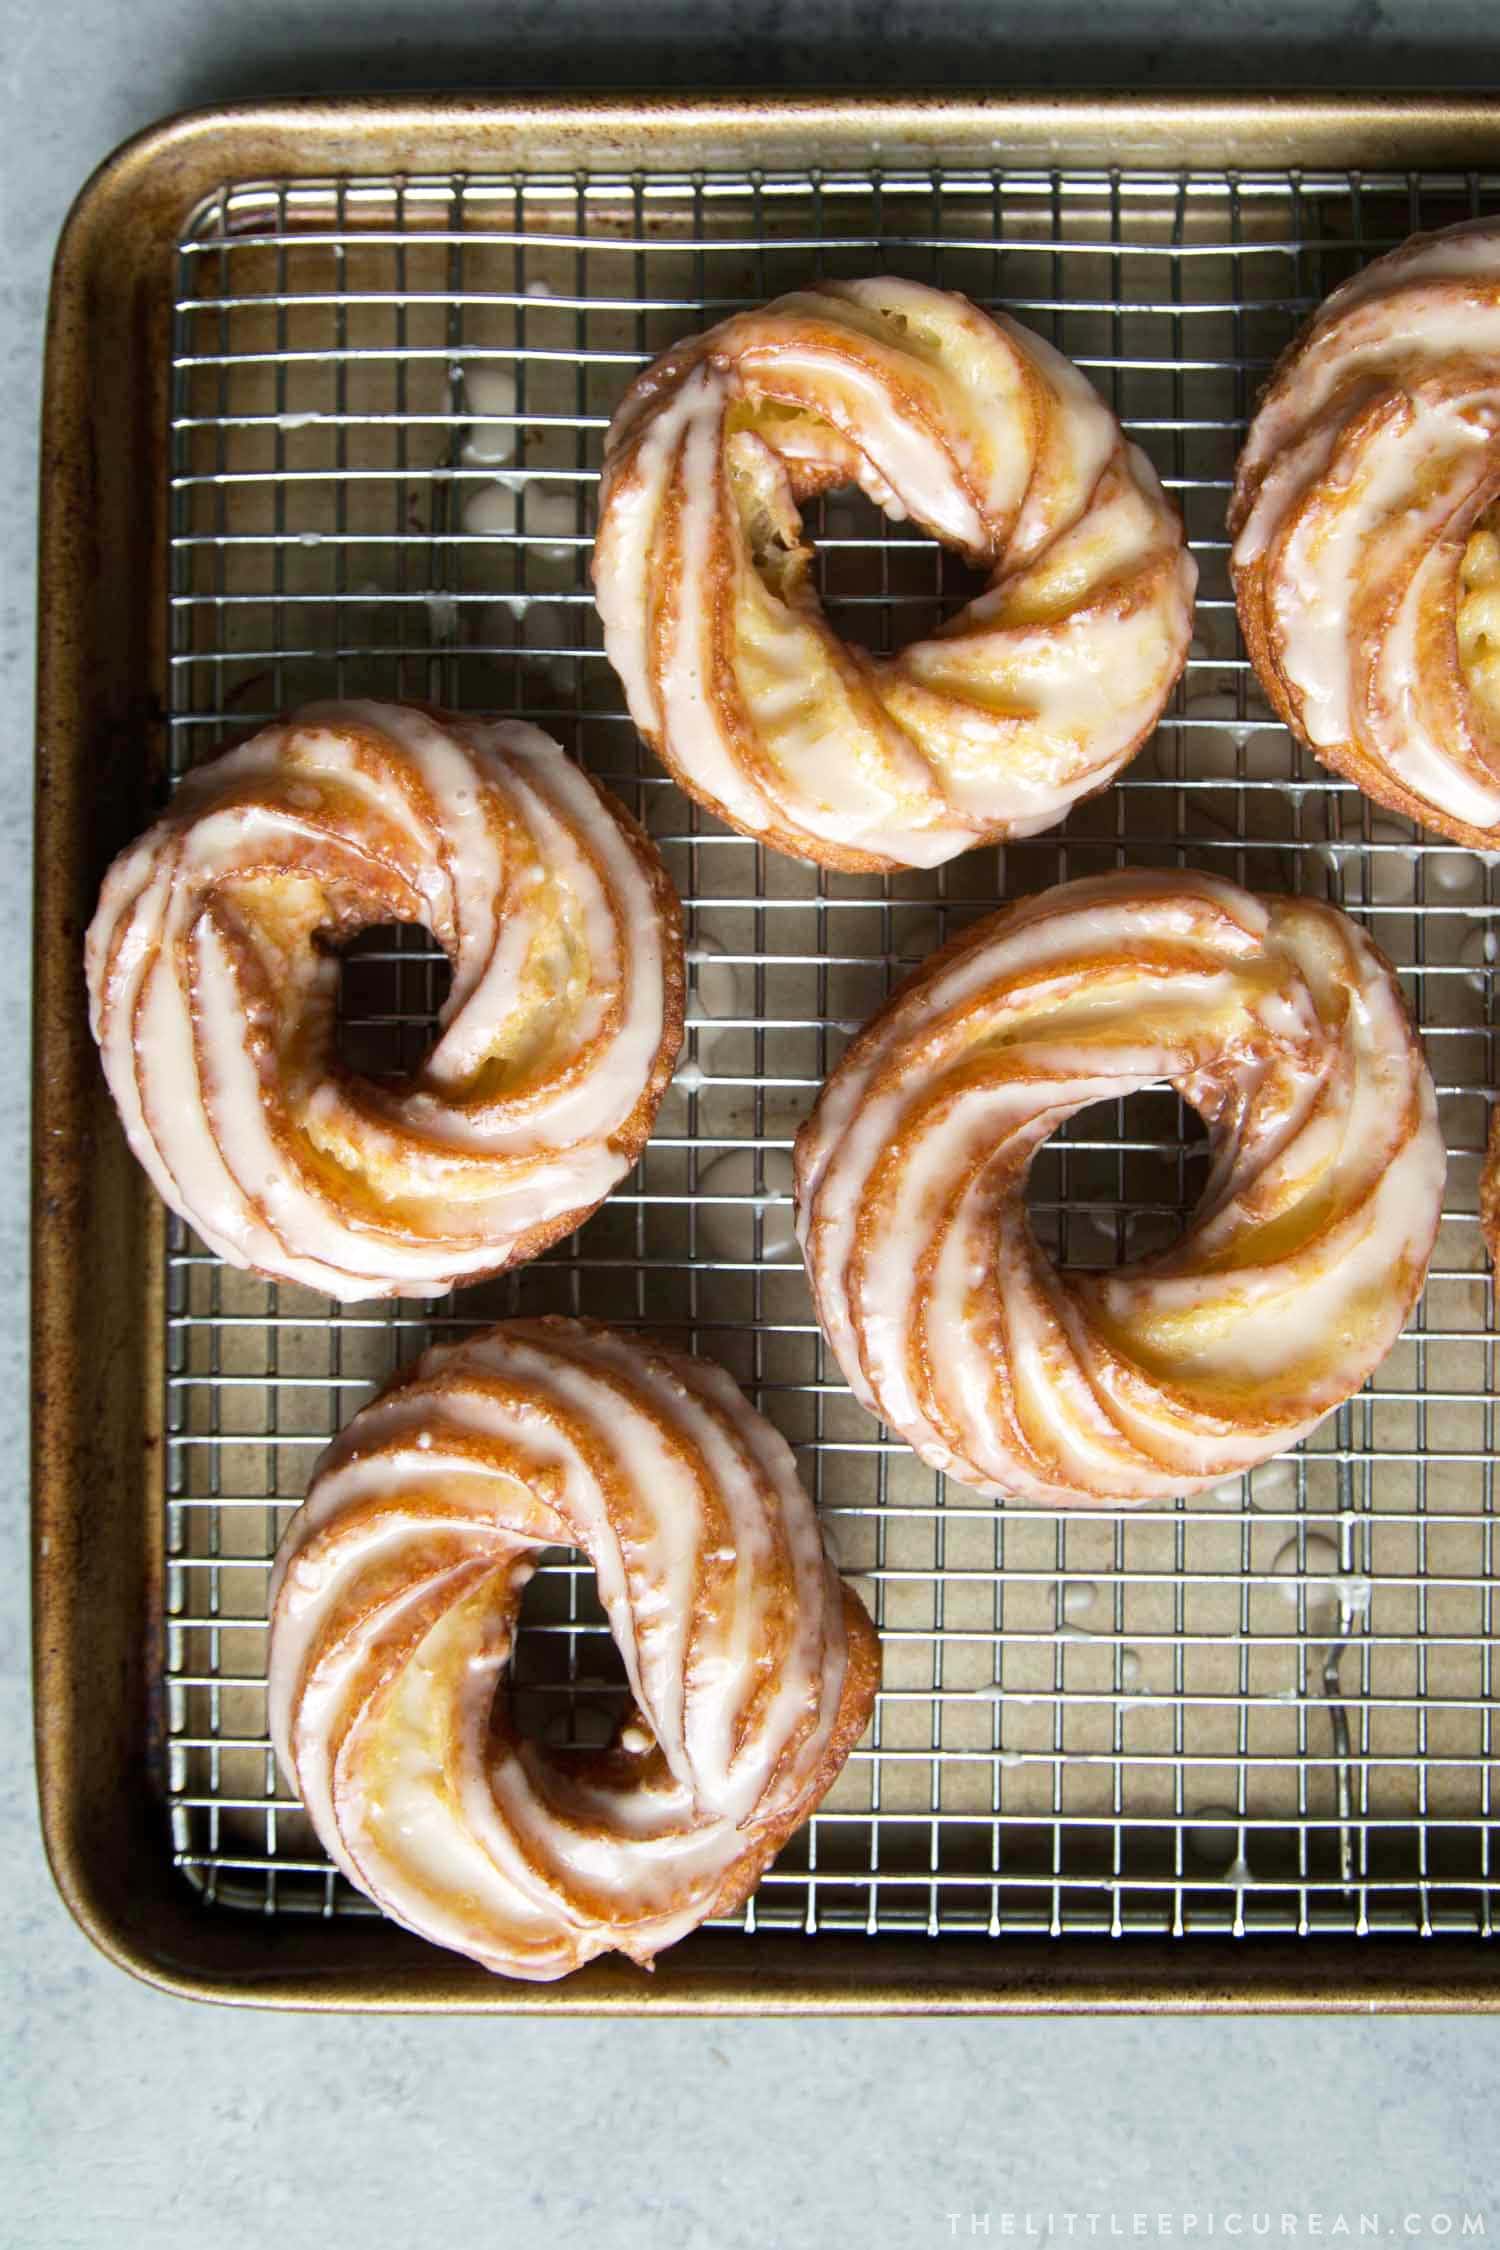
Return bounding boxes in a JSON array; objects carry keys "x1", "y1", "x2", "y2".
[
  {"x1": 85, "y1": 701, "x2": 684, "y2": 1301},
  {"x1": 1232, "y1": 218, "x2": 1500, "y2": 847},
  {"x1": 795, "y1": 870, "x2": 1446, "y2": 1507},
  {"x1": 593, "y1": 277, "x2": 1197, "y2": 871},
  {"x1": 268, "y1": 1319, "x2": 880, "y2": 1980}
]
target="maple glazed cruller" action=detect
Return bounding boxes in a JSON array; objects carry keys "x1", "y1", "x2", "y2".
[
  {"x1": 1231, "y1": 216, "x2": 1500, "y2": 847},
  {"x1": 84, "y1": 702, "x2": 683, "y2": 1300},
  {"x1": 795, "y1": 870, "x2": 1445, "y2": 1507},
  {"x1": 268, "y1": 1318, "x2": 880, "y2": 1979},
  {"x1": 592, "y1": 276, "x2": 1196, "y2": 870}
]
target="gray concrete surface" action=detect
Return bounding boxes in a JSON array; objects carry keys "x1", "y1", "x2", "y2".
[{"x1": 5, "y1": 5, "x2": 1500, "y2": 2246}]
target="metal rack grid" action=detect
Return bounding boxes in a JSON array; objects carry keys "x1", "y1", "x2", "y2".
[{"x1": 163, "y1": 159, "x2": 1500, "y2": 1946}]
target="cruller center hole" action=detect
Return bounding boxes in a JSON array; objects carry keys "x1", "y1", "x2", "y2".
[
  {"x1": 334, "y1": 921, "x2": 453, "y2": 1082},
  {"x1": 508, "y1": 1548, "x2": 634, "y2": 1753},
  {"x1": 803, "y1": 482, "x2": 986, "y2": 656},
  {"x1": 1026, "y1": 1087, "x2": 1212, "y2": 1270}
]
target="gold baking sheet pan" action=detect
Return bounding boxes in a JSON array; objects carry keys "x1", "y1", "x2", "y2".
[{"x1": 32, "y1": 94, "x2": 1500, "y2": 2009}]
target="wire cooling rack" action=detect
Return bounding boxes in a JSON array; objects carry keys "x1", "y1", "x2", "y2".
[{"x1": 164, "y1": 160, "x2": 1500, "y2": 1945}]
